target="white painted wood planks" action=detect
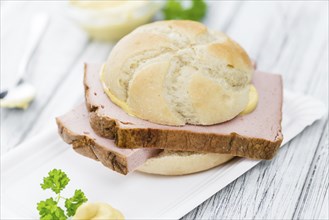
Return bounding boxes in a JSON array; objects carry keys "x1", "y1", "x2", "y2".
[
  {"x1": 1, "y1": 1, "x2": 328, "y2": 219},
  {"x1": 182, "y1": 2, "x2": 328, "y2": 219}
]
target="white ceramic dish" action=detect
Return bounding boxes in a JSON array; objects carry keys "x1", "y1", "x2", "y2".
[{"x1": 1, "y1": 90, "x2": 326, "y2": 219}]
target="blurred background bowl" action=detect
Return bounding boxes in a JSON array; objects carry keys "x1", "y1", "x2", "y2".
[{"x1": 67, "y1": 0, "x2": 164, "y2": 41}]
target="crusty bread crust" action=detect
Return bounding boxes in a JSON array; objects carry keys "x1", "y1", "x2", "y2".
[{"x1": 84, "y1": 63, "x2": 283, "y2": 160}]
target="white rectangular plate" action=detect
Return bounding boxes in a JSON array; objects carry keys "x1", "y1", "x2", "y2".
[{"x1": 1, "y1": 90, "x2": 326, "y2": 219}]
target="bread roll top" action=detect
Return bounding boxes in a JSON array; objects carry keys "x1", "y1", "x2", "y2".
[{"x1": 102, "y1": 20, "x2": 253, "y2": 125}]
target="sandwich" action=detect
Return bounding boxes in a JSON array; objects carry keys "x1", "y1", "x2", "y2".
[{"x1": 56, "y1": 20, "x2": 283, "y2": 175}]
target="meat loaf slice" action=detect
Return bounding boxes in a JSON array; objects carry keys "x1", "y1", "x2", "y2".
[
  {"x1": 56, "y1": 105, "x2": 161, "y2": 175},
  {"x1": 84, "y1": 63, "x2": 283, "y2": 160}
]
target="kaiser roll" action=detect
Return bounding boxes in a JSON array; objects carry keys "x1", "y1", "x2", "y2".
[{"x1": 102, "y1": 20, "x2": 253, "y2": 125}]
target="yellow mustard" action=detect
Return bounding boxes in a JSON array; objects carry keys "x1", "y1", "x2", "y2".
[
  {"x1": 69, "y1": 0, "x2": 127, "y2": 9},
  {"x1": 100, "y1": 65, "x2": 135, "y2": 116},
  {"x1": 73, "y1": 202, "x2": 124, "y2": 220},
  {"x1": 0, "y1": 83, "x2": 36, "y2": 109},
  {"x1": 239, "y1": 84, "x2": 258, "y2": 115}
]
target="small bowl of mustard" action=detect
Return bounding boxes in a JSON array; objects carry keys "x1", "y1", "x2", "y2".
[{"x1": 68, "y1": 0, "x2": 163, "y2": 41}]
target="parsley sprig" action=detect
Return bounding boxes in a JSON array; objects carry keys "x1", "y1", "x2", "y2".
[
  {"x1": 163, "y1": 0, "x2": 207, "y2": 21},
  {"x1": 37, "y1": 169, "x2": 88, "y2": 220}
]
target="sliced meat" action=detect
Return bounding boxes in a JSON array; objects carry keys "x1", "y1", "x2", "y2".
[
  {"x1": 84, "y1": 63, "x2": 283, "y2": 160},
  {"x1": 56, "y1": 105, "x2": 161, "y2": 175}
]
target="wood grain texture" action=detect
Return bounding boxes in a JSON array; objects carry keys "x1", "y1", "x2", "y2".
[
  {"x1": 293, "y1": 122, "x2": 329, "y2": 219},
  {"x1": 1, "y1": 1, "x2": 90, "y2": 153},
  {"x1": 1, "y1": 1, "x2": 328, "y2": 219},
  {"x1": 182, "y1": 2, "x2": 328, "y2": 219},
  {"x1": 25, "y1": 41, "x2": 113, "y2": 139}
]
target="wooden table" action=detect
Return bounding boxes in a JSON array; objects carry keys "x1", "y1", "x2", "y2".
[{"x1": 1, "y1": 1, "x2": 328, "y2": 219}]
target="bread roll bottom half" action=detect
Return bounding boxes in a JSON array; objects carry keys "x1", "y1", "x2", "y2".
[{"x1": 137, "y1": 151, "x2": 235, "y2": 175}]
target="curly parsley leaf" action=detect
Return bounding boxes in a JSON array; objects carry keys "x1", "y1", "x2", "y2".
[
  {"x1": 41, "y1": 169, "x2": 70, "y2": 194},
  {"x1": 37, "y1": 198, "x2": 67, "y2": 220},
  {"x1": 38, "y1": 169, "x2": 88, "y2": 219},
  {"x1": 163, "y1": 0, "x2": 207, "y2": 21},
  {"x1": 65, "y1": 189, "x2": 88, "y2": 217}
]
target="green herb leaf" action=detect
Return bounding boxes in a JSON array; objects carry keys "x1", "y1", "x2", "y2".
[
  {"x1": 163, "y1": 0, "x2": 183, "y2": 20},
  {"x1": 65, "y1": 189, "x2": 88, "y2": 217},
  {"x1": 37, "y1": 198, "x2": 67, "y2": 220},
  {"x1": 41, "y1": 169, "x2": 70, "y2": 194},
  {"x1": 163, "y1": 0, "x2": 207, "y2": 21},
  {"x1": 38, "y1": 169, "x2": 88, "y2": 219}
]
